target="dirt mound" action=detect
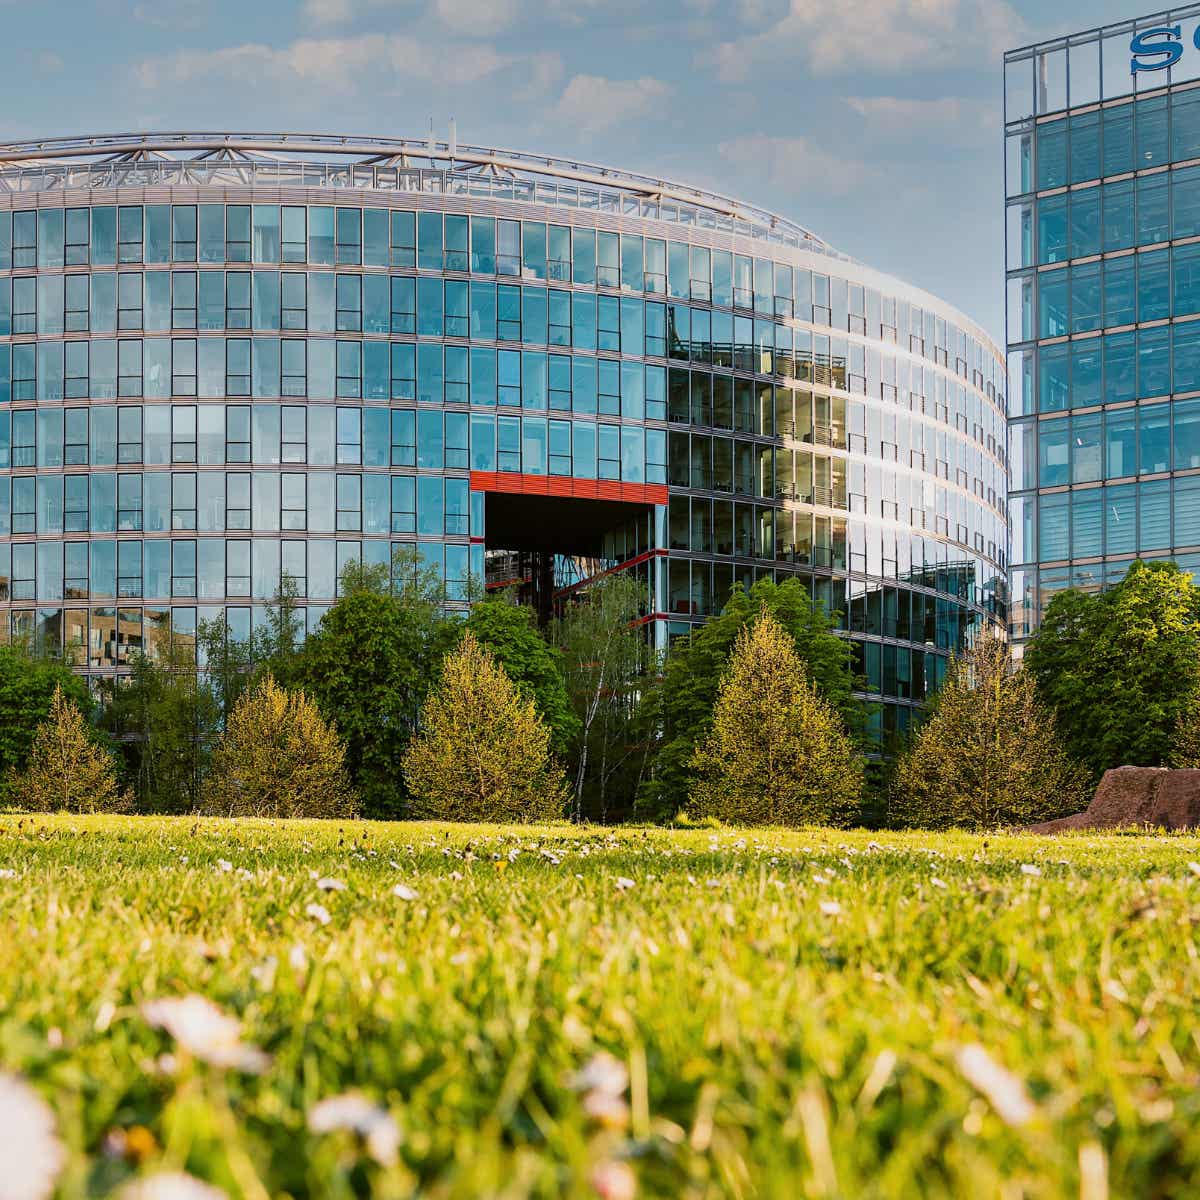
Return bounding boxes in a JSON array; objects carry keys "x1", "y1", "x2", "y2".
[{"x1": 1028, "y1": 766, "x2": 1200, "y2": 833}]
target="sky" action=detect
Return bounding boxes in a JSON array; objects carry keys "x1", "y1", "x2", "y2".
[{"x1": 0, "y1": 0, "x2": 1162, "y2": 345}]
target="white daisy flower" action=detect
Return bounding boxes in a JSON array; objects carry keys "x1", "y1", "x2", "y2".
[
  {"x1": 0, "y1": 868, "x2": 17, "y2": 880},
  {"x1": 1020, "y1": 864, "x2": 1042, "y2": 877},
  {"x1": 955, "y1": 1044, "x2": 1036, "y2": 1127},
  {"x1": 569, "y1": 1053, "x2": 628, "y2": 1097},
  {"x1": 306, "y1": 903, "x2": 331, "y2": 926},
  {"x1": 614, "y1": 877, "x2": 636, "y2": 891},
  {"x1": 930, "y1": 877, "x2": 948, "y2": 890},
  {"x1": 392, "y1": 884, "x2": 418, "y2": 901},
  {"x1": 0, "y1": 1072, "x2": 65, "y2": 1200},
  {"x1": 141, "y1": 995, "x2": 270, "y2": 1074},
  {"x1": 590, "y1": 1159, "x2": 637, "y2": 1200},
  {"x1": 315, "y1": 877, "x2": 346, "y2": 892},
  {"x1": 818, "y1": 899, "x2": 842, "y2": 916},
  {"x1": 216, "y1": 860, "x2": 232, "y2": 873},
  {"x1": 307, "y1": 1092, "x2": 401, "y2": 1166},
  {"x1": 117, "y1": 1171, "x2": 228, "y2": 1199}
]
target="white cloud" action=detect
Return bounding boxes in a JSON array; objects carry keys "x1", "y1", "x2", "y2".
[
  {"x1": 701, "y1": 0, "x2": 1026, "y2": 80},
  {"x1": 300, "y1": 0, "x2": 518, "y2": 35},
  {"x1": 717, "y1": 133, "x2": 877, "y2": 199},
  {"x1": 302, "y1": 0, "x2": 355, "y2": 25},
  {"x1": 845, "y1": 94, "x2": 991, "y2": 141},
  {"x1": 554, "y1": 74, "x2": 672, "y2": 135},
  {"x1": 131, "y1": 0, "x2": 210, "y2": 31},
  {"x1": 434, "y1": 0, "x2": 519, "y2": 36},
  {"x1": 135, "y1": 32, "x2": 513, "y2": 92}
]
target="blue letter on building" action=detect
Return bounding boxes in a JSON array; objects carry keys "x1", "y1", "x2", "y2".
[{"x1": 1131, "y1": 25, "x2": 1184, "y2": 74}]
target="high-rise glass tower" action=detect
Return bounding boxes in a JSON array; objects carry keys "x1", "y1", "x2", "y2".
[{"x1": 1005, "y1": 8, "x2": 1200, "y2": 646}]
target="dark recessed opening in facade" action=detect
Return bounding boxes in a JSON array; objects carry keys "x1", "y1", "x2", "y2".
[{"x1": 482, "y1": 491, "x2": 655, "y2": 558}]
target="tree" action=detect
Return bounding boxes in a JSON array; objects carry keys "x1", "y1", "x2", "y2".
[
  {"x1": 291, "y1": 549, "x2": 457, "y2": 817},
  {"x1": 553, "y1": 574, "x2": 652, "y2": 823},
  {"x1": 689, "y1": 611, "x2": 862, "y2": 826},
  {"x1": 1025, "y1": 560, "x2": 1200, "y2": 780},
  {"x1": 466, "y1": 591, "x2": 579, "y2": 756},
  {"x1": 197, "y1": 573, "x2": 304, "y2": 721},
  {"x1": 10, "y1": 685, "x2": 128, "y2": 813},
  {"x1": 202, "y1": 674, "x2": 356, "y2": 819},
  {"x1": 1170, "y1": 695, "x2": 1200, "y2": 767},
  {"x1": 0, "y1": 644, "x2": 90, "y2": 803},
  {"x1": 101, "y1": 642, "x2": 221, "y2": 813},
  {"x1": 404, "y1": 632, "x2": 568, "y2": 823},
  {"x1": 639, "y1": 577, "x2": 864, "y2": 820},
  {"x1": 890, "y1": 633, "x2": 1090, "y2": 830}
]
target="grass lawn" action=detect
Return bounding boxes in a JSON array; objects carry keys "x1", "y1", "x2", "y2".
[{"x1": 2, "y1": 815, "x2": 1200, "y2": 1198}]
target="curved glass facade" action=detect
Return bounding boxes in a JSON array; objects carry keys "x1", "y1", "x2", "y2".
[{"x1": 0, "y1": 134, "x2": 1006, "y2": 740}]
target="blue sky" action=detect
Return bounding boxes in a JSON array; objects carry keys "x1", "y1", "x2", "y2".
[{"x1": 0, "y1": 1, "x2": 1156, "y2": 343}]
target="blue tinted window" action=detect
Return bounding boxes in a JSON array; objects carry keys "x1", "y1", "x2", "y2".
[
  {"x1": 1036, "y1": 120, "x2": 1067, "y2": 190},
  {"x1": 1038, "y1": 270, "x2": 1068, "y2": 338},
  {"x1": 1070, "y1": 340, "x2": 1101, "y2": 409},
  {"x1": 1103, "y1": 332, "x2": 1136, "y2": 403},
  {"x1": 1102, "y1": 104, "x2": 1133, "y2": 176},
  {"x1": 1137, "y1": 327, "x2": 1171, "y2": 398},
  {"x1": 1103, "y1": 180, "x2": 1134, "y2": 251},
  {"x1": 1102, "y1": 256, "x2": 1135, "y2": 326},
  {"x1": 1070, "y1": 262, "x2": 1101, "y2": 333},
  {"x1": 1070, "y1": 111, "x2": 1100, "y2": 184},
  {"x1": 1137, "y1": 249, "x2": 1170, "y2": 322},
  {"x1": 1038, "y1": 418, "x2": 1069, "y2": 486},
  {"x1": 1175, "y1": 321, "x2": 1200, "y2": 395},
  {"x1": 1173, "y1": 167, "x2": 1200, "y2": 239},
  {"x1": 1136, "y1": 96, "x2": 1169, "y2": 169},
  {"x1": 1136, "y1": 175, "x2": 1169, "y2": 245},
  {"x1": 1069, "y1": 188, "x2": 1100, "y2": 258},
  {"x1": 1174, "y1": 245, "x2": 1200, "y2": 317}
]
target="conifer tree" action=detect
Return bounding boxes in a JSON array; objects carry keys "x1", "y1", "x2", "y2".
[
  {"x1": 202, "y1": 674, "x2": 356, "y2": 818},
  {"x1": 10, "y1": 685, "x2": 128, "y2": 813},
  {"x1": 403, "y1": 632, "x2": 568, "y2": 822},
  {"x1": 689, "y1": 610, "x2": 862, "y2": 826},
  {"x1": 891, "y1": 633, "x2": 1090, "y2": 829}
]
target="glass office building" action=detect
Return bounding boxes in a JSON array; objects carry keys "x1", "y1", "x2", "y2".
[
  {"x1": 1005, "y1": 8, "x2": 1200, "y2": 646},
  {"x1": 0, "y1": 132, "x2": 1006, "y2": 738}
]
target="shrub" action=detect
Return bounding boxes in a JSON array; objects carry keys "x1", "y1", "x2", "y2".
[
  {"x1": 0, "y1": 645, "x2": 90, "y2": 803},
  {"x1": 10, "y1": 685, "x2": 128, "y2": 813},
  {"x1": 689, "y1": 611, "x2": 862, "y2": 826},
  {"x1": 404, "y1": 632, "x2": 568, "y2": 822},
  {"x1": 202, "y1": 674, "x2": 357, "y2": 819}
]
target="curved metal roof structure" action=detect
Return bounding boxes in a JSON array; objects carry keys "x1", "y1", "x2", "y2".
[{"x1": 0, "y1": 130, "x2": 849, "y2": 260}]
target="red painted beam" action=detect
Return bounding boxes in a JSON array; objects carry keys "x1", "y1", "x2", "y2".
[{"x1": 469, "y1": 471, "x2": 668, "y2": 507}]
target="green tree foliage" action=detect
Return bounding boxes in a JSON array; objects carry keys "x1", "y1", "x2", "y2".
[
  {"x1": 100, "y1": 642, "x2": 221, "y2": 813},
  {"x1": 404, "y1": 632, "x2": 568, "y2": 823},
  {"x1": 553, "y1": 574, "x2": 652, "y2": 823},
  {"x1": 201, "y1": 674, "x2": 356, "y2": 818},
  {"x1": 891, "y1": 633, "x2": 1090, "y2": 830},
  {"x1": 0, "y1": 644, "x2": 90, "y2": 802},
  {"x1": 10, "y1": 685, "x2": 128, "y2": 813},
  {"x1": 197, "y1": 574, "x2": 304, "y2": 720},
  {"x1": 1170, "y1": 695, "x2": 1200, "y2": 768},
  {"x1": 291, "y1": 550, "x2": 457, "y2": 817},
  {"x1": 1025, "y1": 561, "x2": 1200, "y2": 780},
  {"x1": 689, "y1": 611, "x2": 862, "y2": 826},
  {"x1": 466, "y1": 591, "x2": 579, "y2": 755},
  {"x1": 639, "y1": 578, "x2": 862, "y2": 820}
]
